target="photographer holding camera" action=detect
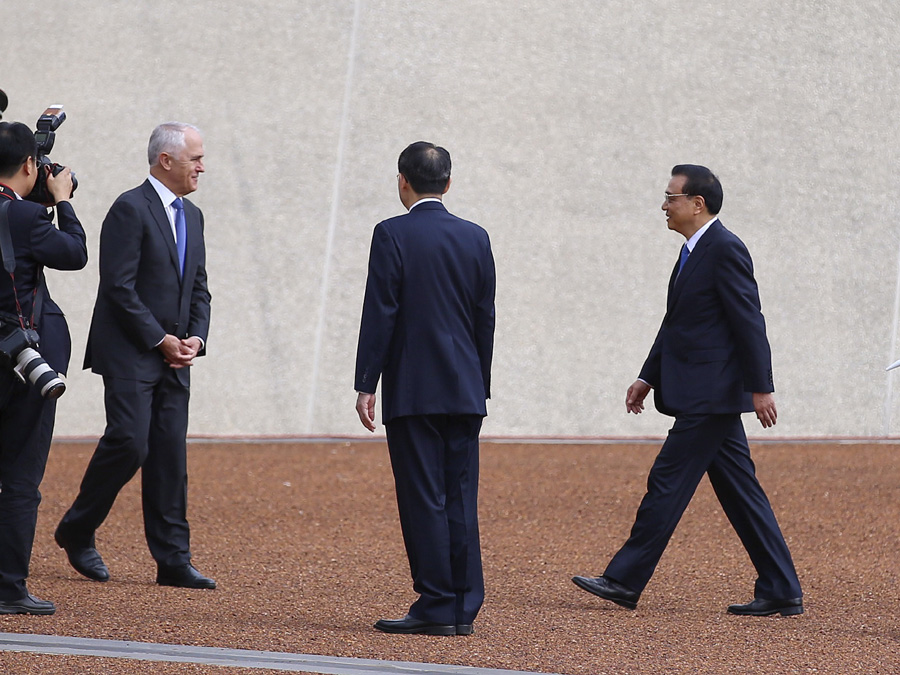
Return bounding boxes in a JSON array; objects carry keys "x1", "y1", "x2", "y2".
[{"x1": 0, "y1": 121, "x2": 86, "y2": 615}]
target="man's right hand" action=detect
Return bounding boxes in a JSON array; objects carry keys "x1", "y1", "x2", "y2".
[
  {"x1": 356, "y1": 392, "x2": 377, "y2": 432},
  {"x1": 45, "y1": 165, "x2": 74, "y2": 205},
  {"x1": 626, "y1": 379, "x2": 651, "y2": 414}
]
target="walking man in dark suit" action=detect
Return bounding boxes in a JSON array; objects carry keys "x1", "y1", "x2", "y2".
[
  {"x1": 0, "y1": 121, "x2": 86, "y2": 614},
  {"x1": 56, "y1": 122, "x2": 215, "y2": 590},
  {"x1": 355, "y1": 141, "x2": 495, "y2": 635},
  {"x1": 572, "y1": 165, "x2": 803, "y2": 616}
]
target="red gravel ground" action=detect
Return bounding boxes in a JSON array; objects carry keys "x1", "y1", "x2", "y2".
[{"x1": 0, "y1": 440, "x2": 897, "y2": 674}]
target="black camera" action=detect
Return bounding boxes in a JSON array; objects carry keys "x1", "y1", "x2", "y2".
[
  {"x1": 26, "y1": 105, "x2": 78, "y2": 206},
  {"x1": 0, "y1": 318, "x2": 66, "y2": 399},
  {"x1": 0, "y1": 91, "x2": 77, "y2": 205}
]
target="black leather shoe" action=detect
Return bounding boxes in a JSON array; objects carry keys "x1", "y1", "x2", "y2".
[
  {"x1": 156, "y1": 563, "x2": 216, "y2": 589},
  {"x1": 572, "y1": 575, "x2": 640, "y2": 609},
  {"x1": 0, "y1": 594, "x2": 56, "y2": 615},
  {"x1": 456, "y1": 624, "x2": 475, "y2": 635},
  {"x1": 727, "y1": 597, "x2": 803, "y2": 616},
  {"x1": 54, "y1": 526, "x2": 109, "y2": 582},
  {"x1": 374, "y1": 615, "x2": 456, "y2": 635}
]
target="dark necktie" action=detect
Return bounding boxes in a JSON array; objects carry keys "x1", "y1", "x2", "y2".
[
  {"x1": 172, "y1": 197, "x2": 186, "y2": 275},
  {"x1": 677, "y1": 243, "x2": 690, "y2": 276}
]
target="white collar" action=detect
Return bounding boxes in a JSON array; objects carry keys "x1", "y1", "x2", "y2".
[
  {"x1": 148, "y1": 174, "x2": 178, "y2": 208},
  {"x1": 408, "y1": 197, "x2": 443, "y2": 211},
  {"x1": 685, "y1": 217, "x2": 717, "y2": 252}
]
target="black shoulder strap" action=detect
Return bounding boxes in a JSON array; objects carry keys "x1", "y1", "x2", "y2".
[
  {"x1": 0, "y1": 199, "x2": 15, "y2": 275},
  {"x1": 0, "y1": 196, "x2": 45, "y2": 329}
]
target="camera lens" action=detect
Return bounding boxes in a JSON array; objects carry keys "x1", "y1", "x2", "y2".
[{"x1": 15, "y1": 347, "x2": 66, "y2": 399}]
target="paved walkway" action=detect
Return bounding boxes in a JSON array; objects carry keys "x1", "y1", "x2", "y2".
[{"x1": 0, "y1": 633, "x2": 558, "y2": 674}]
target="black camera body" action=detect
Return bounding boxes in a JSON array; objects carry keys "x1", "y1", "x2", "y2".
[
  {"x1": 26, "y1": 106, "x2": 78, "y2": 206},
  {"x1": 0, "y1": 317, "x2": 66, "y2": 399}
]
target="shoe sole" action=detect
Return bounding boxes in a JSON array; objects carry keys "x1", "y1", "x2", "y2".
[
  {"x1": 374, "y1": 623, "x2": 456, "y2": 636},
  {"x1": 157, "y1": 581, "x2": 217, "y2": 589},
  {"x1": 728, "y1": 606, "x2": 804, "y2": 617},
  {"x1": 571, "y1": 576, "x2": 637, "y2": 610},
  {"x1": 0, "y1": 606, "x2": 55, "y2": 615}
]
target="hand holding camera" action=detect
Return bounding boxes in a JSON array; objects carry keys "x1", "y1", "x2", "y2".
[
  {"x1": 45, "y1": 164, "x2": 74, "y2": 205},
  {"x1": 0, "y1": 92, "x2": 78, "y2": 205}
]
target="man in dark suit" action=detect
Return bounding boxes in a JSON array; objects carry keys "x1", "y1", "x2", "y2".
[
  {"x1": 0, "y1": 121, "x2": 86, "y2": 614},
  {"x1": 55, "y1": 122, "x2": 214, "y2": 589},
  {"x1": 355, "y1": 141, "x2": 495, "y2": 635},
  {"x1": 572, "y1": 164, "x2": 803, "y2": 616}
]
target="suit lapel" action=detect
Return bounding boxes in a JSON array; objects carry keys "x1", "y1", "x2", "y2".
[
  {"x1": 666, "y1": 219, "x2": 720, "y2": 312},
  {"x1": 142, "y1": 180, "x2": 182, "y2": 281}
]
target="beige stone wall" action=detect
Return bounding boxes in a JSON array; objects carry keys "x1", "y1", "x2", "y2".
[{"x1": 2, "y1": 1, "x2": 899, "y2": 438}]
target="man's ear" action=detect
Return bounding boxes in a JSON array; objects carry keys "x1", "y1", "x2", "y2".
[
  {"x1": 22, "y1": 155, "x2": 36, "y2": 178},
  {"x1": 157, "y1": 152, "x2": 172, "y2": 171},
  {"x1": 693, "y1": 194, "x2": 706, "y2": 214},
  {"x1": 442, "y1": 176, "x2": 452, "y2": 195}
]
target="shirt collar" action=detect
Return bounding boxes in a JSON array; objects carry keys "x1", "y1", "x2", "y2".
[
  {"x1": 685, "y1": 217, "x2": 717, "y2": 252},
  {"x1": 408, "y1": 197, "x2": 443, "y2": 211},
  {"x1": 148, "y1": 174, "x2": 178, "y2": 208}
]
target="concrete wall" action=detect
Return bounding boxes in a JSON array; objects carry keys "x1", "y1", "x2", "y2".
[{"x1": 2, "y1": 1, "x2": 899, "y2": 439}]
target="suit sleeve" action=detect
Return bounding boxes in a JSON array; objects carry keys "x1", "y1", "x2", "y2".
[
  {"x1": 715, "y1": 240, "x2": 774, "y2": 393},
  {"x1": 98, "y1": 198, "x2": 167, "y2": 351},
  {"x1": 28, "y1": 201, "x2": 88, "y2": 271},
  {"x1": 638, "y1": 324, "x2": 664, "y2": 387},
  {"x1": 354, "y1": 223, "x2": 401, "y2": 393},
  {"x1": 186, "y1": 208, "x2": 211, "y2": 351},
  {"x1": 475, "y1": 233, "x2": 496, "y2": 399}
]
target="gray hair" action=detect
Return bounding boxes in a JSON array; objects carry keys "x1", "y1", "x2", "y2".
[{"x1": 147, "y1": 122, "x2": 201, "y2": 166}]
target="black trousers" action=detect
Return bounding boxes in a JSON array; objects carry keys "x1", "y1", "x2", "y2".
[
  {"x1": 604, "y1": 413, "x2": 802, "y2": 600},
  {"x1": 59, "y1": 370, "x2": 191, "y2": 567},
  {"x1": 0, "y1": 376, "x2": 57, "y2": 600},
  {"x1": 385, "y1": 414, "x2": 484, "y2": 626}
]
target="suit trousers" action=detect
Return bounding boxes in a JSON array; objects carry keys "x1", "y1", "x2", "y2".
[
  {"x1": 385, "y1": 414, "x2": 484, "y2": 625},
  {"x1": 0, "y1": 377, "x2": 56, "y2": 600},
  {"x1": 59, "y1": 370, "x2": 192, "y2": 567},
  {"x1": 604, "y1": 413, "x2": 802, "y2": 600}
]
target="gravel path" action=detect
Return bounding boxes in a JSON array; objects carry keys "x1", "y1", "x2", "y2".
[{"x1": 0, "y1": 440, "x2": 897, "y2": 674}]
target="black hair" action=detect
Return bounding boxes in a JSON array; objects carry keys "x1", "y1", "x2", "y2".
[
  {"x1": 0, "y1": 122, "x2": 36, "y2": 179},
  {"x1": 671, "y1": 164, "x2": 723, "y2": 215},
  {"x1": 398, "y1": 141, "x2": 451, "y2": 194}
]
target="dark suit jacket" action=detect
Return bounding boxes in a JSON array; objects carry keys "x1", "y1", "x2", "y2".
[
  {"x1": 0, "y1": 198, "x2": 87, "y2": 385},
  {"x1": 639, "y1": 219, "x2": 773, "y2": 416},
  {"x1": 84, "y1": 180, "x2": 210, "y2": 385},
  {"x1": 355, "y1": 201, "x2": 495, "y2": 424}
]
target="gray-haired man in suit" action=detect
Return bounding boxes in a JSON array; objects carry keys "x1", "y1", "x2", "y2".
[{"x1": 56, "y1": 122, "x2": 214, "y2": 590}]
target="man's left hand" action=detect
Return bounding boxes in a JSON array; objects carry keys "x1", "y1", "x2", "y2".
[
  {"x1": 181, "y1": 337, "x2": 202, "y2": 360},
  {"x1": 753, "y1": 392, "x2": 777, "y2": 428},
  {"x1": 160, "y1": 335, "x2": 201, "y2": 369}
]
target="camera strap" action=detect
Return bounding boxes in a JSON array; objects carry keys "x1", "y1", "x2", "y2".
[
  {"x1": 0, "y1": 197, "x2": 39, "y2": 330},
  {"x1": 0, "y1": 198, "x2": 16, "y2": 275}
]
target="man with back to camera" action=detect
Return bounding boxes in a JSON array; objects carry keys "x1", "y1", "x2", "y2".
[
  {"x1": 572, "y1": 164, "x2": 803, "y2": 616},
  {"x1": 55, "y1": 122, "x2": 214, "y2": 589},
  {"x1": 0, "y1": 121, "x2": 86, "y2": 614},
  {"x1": 355, "y1": 141, "x2": 496, "y2": 635}
]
